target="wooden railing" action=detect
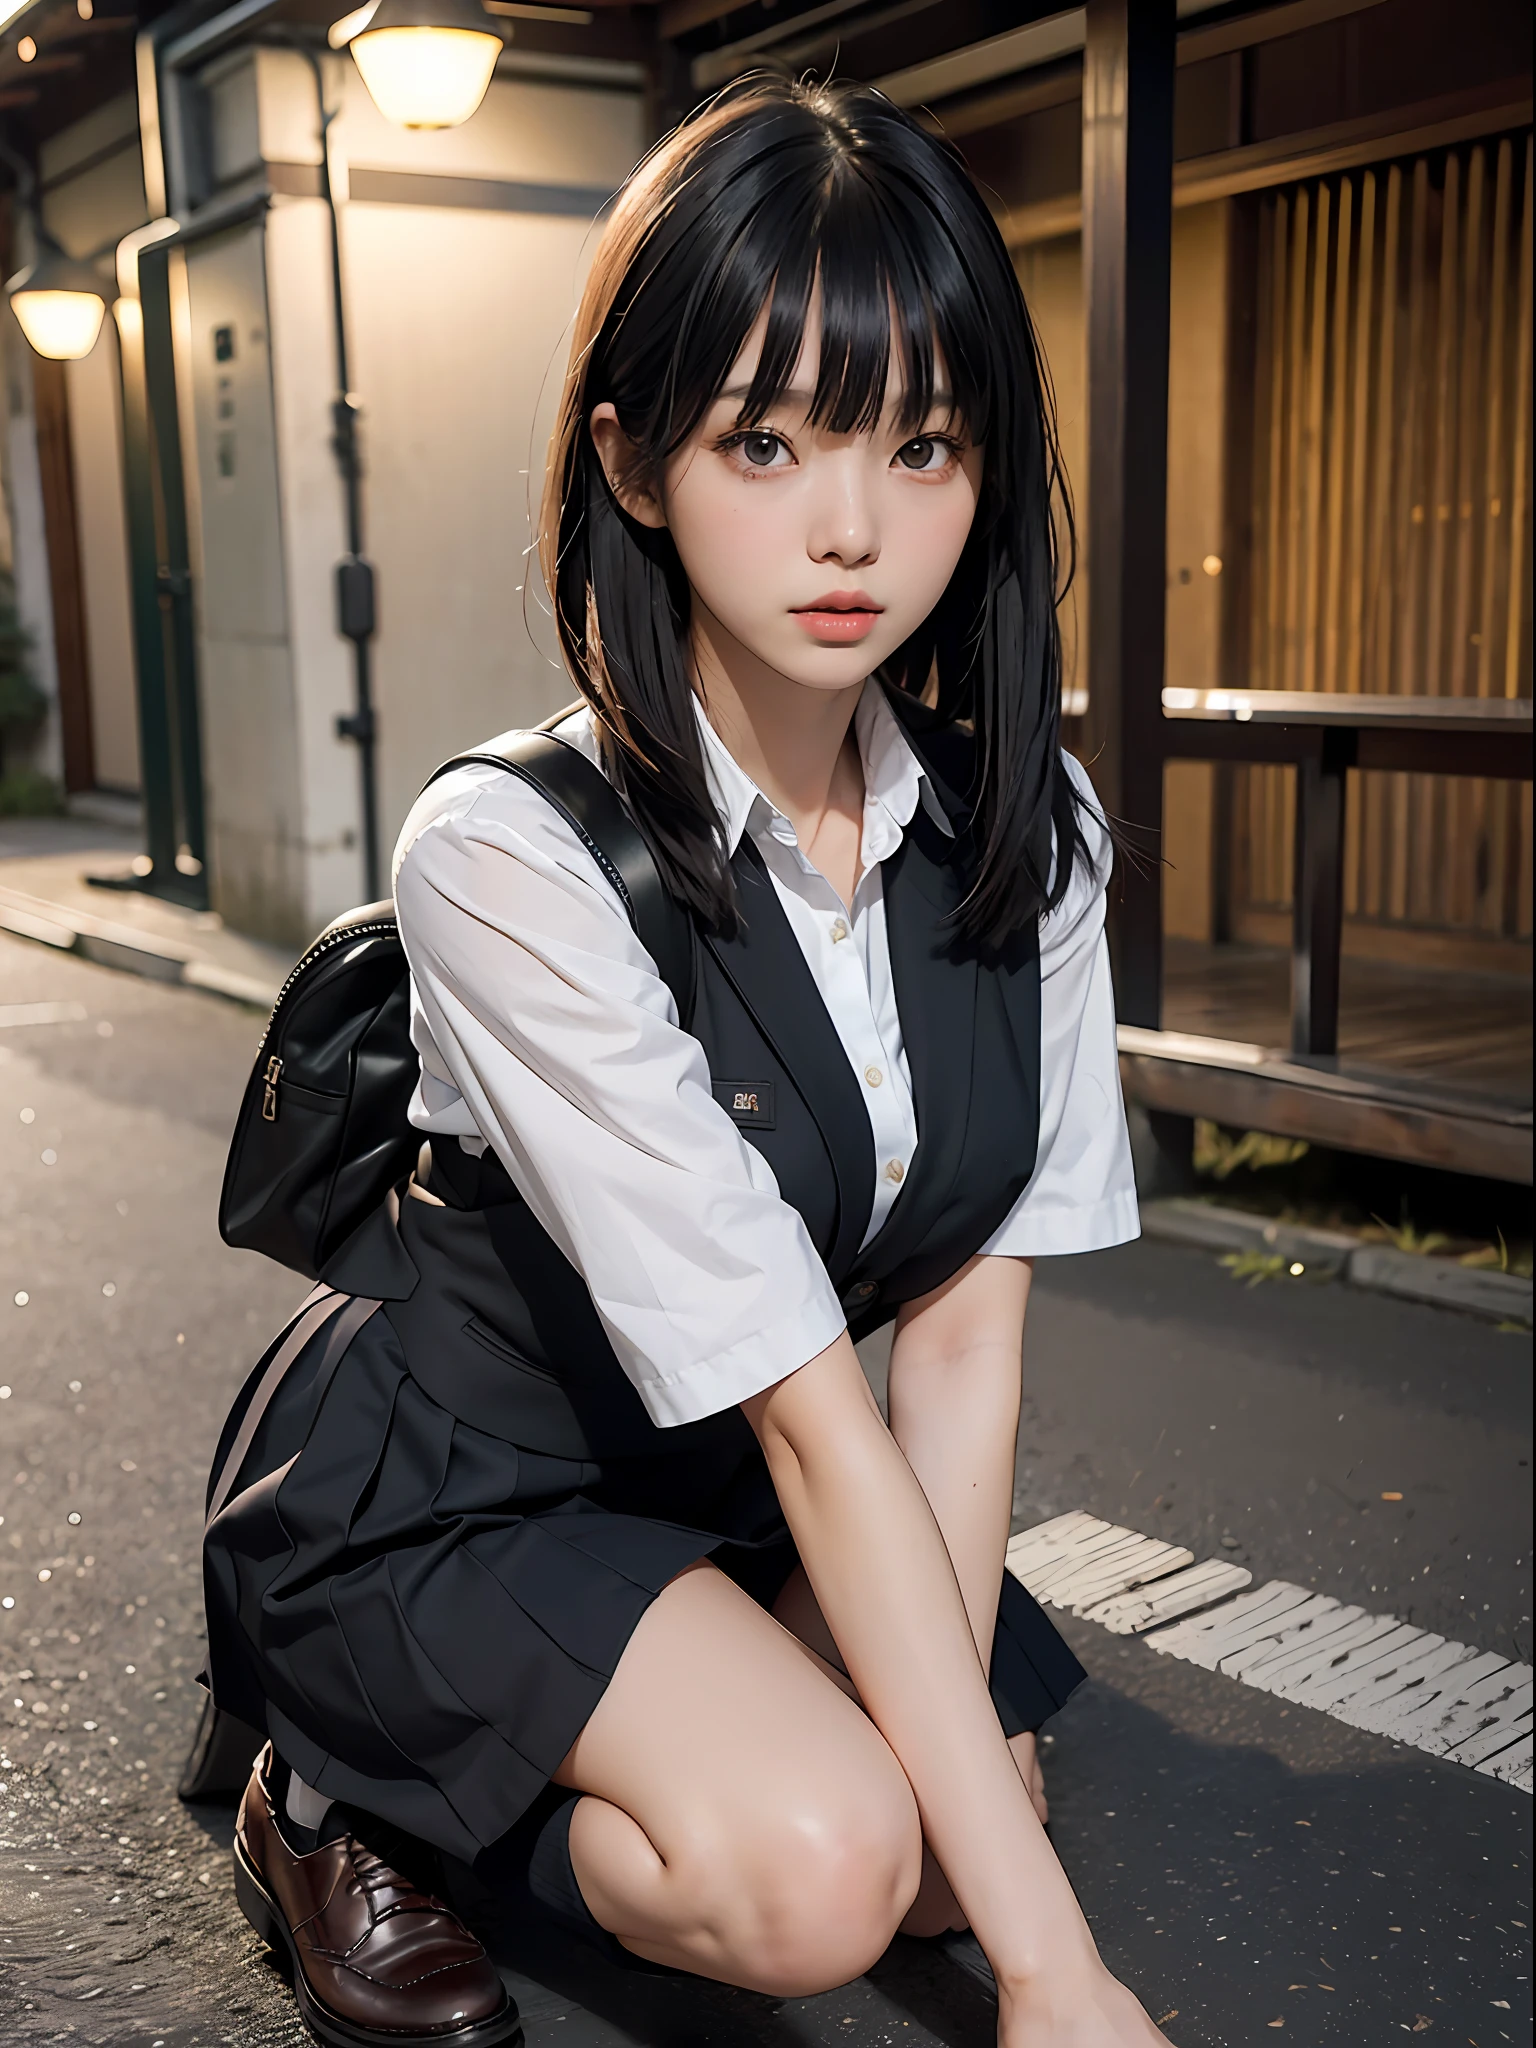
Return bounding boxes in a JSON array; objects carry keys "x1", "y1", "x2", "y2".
[
  {"x1": 1103, "y1": 691, "x2": 1534, "y2": 1184},
  {"x1": 1158, "y1": 692, "x2": 1533, "y2": 1059}
]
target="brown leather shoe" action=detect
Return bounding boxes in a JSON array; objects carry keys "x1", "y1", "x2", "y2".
[{"x1": 234, "y1": 1745, "x2": 521, "y2": 2047}]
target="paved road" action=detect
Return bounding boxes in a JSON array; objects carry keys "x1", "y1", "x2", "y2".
[{"x1": 0, "y1": 926, "x2": 1529, "y2": 2047}]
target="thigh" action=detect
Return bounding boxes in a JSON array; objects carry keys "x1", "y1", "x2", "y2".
[
  {"x1": 772, "y1": 1559, "x2": 1048, "y2": 1822},
  {"x1": 554, "y1": 1558, "x2": 914, "y2": 1860}
]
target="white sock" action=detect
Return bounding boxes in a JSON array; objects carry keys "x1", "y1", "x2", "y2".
[{"x1": 285, "y1": 1769, "x2": 333, "y2": 1834}]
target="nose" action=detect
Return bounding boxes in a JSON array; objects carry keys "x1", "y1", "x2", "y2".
[{"x1": 806, "y1": 448, "x2": 879, "y2": 570}]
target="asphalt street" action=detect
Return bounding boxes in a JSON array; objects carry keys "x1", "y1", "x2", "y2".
[{"x1": 0, "y1": 924, "x2": 1530, "y2": 2048}]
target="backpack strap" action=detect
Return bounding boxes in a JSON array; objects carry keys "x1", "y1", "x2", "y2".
[{"x1": 428, "y1": 722, "x2": 696, "y2": 1024}]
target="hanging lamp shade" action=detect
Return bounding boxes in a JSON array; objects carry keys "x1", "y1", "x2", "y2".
[
  {"x1": 346, "y1": 0, "x2": 503, "y2": 130},
  {"x1": 6, "y1": 237, "x2": 112, "y2": 361}
]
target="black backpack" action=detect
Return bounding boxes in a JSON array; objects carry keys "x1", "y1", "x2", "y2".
[{"x1": 218, "y1": 721, "x2": 694, "y2": 1279}]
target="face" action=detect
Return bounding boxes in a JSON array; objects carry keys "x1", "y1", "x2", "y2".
[{"x1": 591, "y1": 296, "x2": 984, "y2": 697}]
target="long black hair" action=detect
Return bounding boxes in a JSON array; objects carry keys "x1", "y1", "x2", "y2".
[{"x1": 540, "y1": 72, "x2": 1090, "y2": 946}]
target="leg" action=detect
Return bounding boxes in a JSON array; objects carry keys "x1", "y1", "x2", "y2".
[
  {"x1": 553, "y1": 1559, "x2": 923, "y2": 1997},
  {"x1": 770, "y1": 1561, "x2": 1048, "y2": 1938}
]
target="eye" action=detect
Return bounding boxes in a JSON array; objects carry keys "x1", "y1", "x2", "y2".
[
  {"x1": 894, "y1": 435, "x2": 958, "y2": 472},
  {"x1": 723, "y1": 429, "x2": 792, "y2": 470}
]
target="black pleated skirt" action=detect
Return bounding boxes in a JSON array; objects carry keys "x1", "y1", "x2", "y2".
[{"x1": 202, "y1": 1294, "x2": 1086, "y2": 1868}]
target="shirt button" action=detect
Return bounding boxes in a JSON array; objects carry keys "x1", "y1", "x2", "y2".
[
  {"x1": 830, "y1": 917, "x2": 849, "y2": 942},
  {"x1": 883, "y1": 1158, "x2": 905, "y2": 1184},
  {"x1": 864, "y1": 1065, "x2": 882, "y2": 1088}
]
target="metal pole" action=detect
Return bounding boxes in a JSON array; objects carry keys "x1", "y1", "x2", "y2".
[
  {"x1": 137, "y1": 239, "x2": 210, "y2": 902},
  {"x1": 114, "y1": 285, "x2": 183, "y2": 889},
  {"x1": 297, "y1": 45, "x2": 381, "y2": 903}
]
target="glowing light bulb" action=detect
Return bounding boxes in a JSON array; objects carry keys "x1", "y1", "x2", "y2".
[
  {"x1": 342, "y1": 0, "x2": 502, "y2": 129},
  {"x1": 14, "y1": 289, "x2": 107, "y2": 357},
  {"x1": 7, "y1": 241, "x2": 113, "y2": 361}
]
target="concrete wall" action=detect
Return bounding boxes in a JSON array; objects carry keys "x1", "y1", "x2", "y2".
[
  {"x1": 180, "y1": 221, "x2": 305, "y2": 938},
  {"x1": 39, "y1": 92, "x2": 147, "y2": 256},
  {"x1": 180, "y1": 48, "x2": 644, "y2": 942}
]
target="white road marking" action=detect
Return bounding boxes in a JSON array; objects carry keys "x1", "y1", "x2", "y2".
[
  {"x1": 1003, "y1": 1512, "x2": 1207, "y2": 1623},
  {"x1": 1084, "y1": 1558, "x2": 1255, "y2": 1634},
  {"x1": 1008, "y1": 1512, "x2": 1532, "y2": 1794}
]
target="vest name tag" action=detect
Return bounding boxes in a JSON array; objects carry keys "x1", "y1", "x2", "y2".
[{"x1": 713, "y1": 1079, "x2": 776, "y2": 1129}]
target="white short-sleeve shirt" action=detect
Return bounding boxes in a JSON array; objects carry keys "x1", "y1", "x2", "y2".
[{"x1": 393, "y1": 689, "x2": 1138, "y2": 1429}]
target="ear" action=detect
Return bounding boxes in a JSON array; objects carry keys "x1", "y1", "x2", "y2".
[{"x1": 589, "y1": 403, "x2": 667, "y2": 531}]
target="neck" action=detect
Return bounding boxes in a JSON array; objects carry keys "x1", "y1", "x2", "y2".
[{"x1": 690, "y1": 600, "x2": 867, "y2": 831}]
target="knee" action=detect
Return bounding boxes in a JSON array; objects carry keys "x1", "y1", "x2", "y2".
[{"x1": 696, "y1": 1784, "x2": 923, "y2": 1997}]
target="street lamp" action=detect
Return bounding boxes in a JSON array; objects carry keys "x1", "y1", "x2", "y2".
[
  {"x1": 6, "y1": 234, "x2": 113, "y2": 360},
  {"x1": 336, "y1": 0, "x2": 503, "y2": 130}
]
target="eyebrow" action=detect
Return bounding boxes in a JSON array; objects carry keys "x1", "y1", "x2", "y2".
[{"x1": 715, "y1": 384, "x2": 958, "y2": 415}]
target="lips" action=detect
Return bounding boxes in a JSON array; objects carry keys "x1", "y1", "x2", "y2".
[{"x1": 791, "y1": 590, "x2": 885, "y2": 644}]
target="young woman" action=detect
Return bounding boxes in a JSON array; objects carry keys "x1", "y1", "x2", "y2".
[{"x1": 202, "y1": 74, "x2": 1167, "y2": 2048}]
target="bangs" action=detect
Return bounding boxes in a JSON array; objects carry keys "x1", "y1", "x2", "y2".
[
  {"x1": 739, "y1": 177, "x2": 989, "y2": 439},
  {"x1": 628, "y1": 114, "x2": 1002, "y2": 457}
]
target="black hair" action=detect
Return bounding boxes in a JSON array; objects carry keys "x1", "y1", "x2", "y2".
[{"x1": 540, "y1": 72, "x2": 1091, "y2": 944}]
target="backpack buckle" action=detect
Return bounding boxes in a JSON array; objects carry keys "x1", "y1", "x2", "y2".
[{"x1": 261, "y1": 1056, "x2": 283, "y2": 1122}]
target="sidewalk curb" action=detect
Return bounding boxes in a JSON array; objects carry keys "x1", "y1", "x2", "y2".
[
  {"x1": 65, "y1": 790, "x2": 145, "y2": 831},
  {"x1": 1344, "y1": 1242, "x2": 1533, "y2": 1324},
  {"x1": 183, "y1": 958, "x2": 287, "y2": 1007},
  {"x1": 0, "y1": 882, "x2": 282, "y2": 1013},
  {"x1": 1142, "y1": 1197, "x2": 1533, "y2": 1327},
  {"x1": 1140, "y1": 1196, "x2": 1359, "y2": 1275}
]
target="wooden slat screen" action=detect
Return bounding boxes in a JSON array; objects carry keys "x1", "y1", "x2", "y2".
[{"x1": 1236, "y1": 130, "x2": 1534, "y2": 947}]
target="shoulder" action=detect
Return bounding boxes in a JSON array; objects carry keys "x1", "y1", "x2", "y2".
[
  {"x1": 393, "y1": 704, "x2": 602, "y2": 868},
  {"x1": 392, "y1": 704, "x2": 625, "y2": 917}
]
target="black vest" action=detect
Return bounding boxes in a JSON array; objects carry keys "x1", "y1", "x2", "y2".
[{"x1": 325, "y1": 711, "x2": 1041, "y2": 1465}]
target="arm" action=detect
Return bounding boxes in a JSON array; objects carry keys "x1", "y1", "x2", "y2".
[
  {"x1": 886, "y1": 1253, "x2": 1032, "y2": 1666},
  {"x1": 769, "y1": 1257, "x2": 1049, "y2": 1843},
  {"x1": 742, "y1": 1336, "x2": 1100, "y2": 2007},
  {"x1": 393, "y1": 760, "x2": 848, "y2": 1430},
  {"x1": 770, "y1": 1255, "x2": 1032, "y2": 1683}
]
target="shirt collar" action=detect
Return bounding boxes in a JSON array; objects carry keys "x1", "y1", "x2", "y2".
[{"x1": 692, "y1": 685, "x2": 954, "y2": 859}]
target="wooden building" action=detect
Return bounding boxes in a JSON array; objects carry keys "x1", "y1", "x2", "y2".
[{"x1": 0, "y1": 0, "x2": 1529, "y2": 1180}]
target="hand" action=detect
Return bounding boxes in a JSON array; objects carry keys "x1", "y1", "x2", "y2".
[{"x1": 999, "y1": 1963, "x2": 1174, "y2": 2048}]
